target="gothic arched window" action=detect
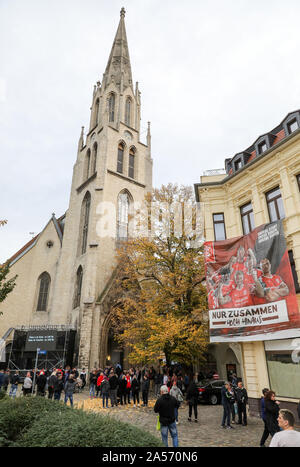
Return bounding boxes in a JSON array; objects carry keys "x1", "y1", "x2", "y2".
[
  {"x1": 94, "y1": 98, "x2": 99, "y2": 127},
  {"x1": 85, "y1": 149, "x2": 91, "y2": 180},
  {"x1": 73, "y1": 266, "x2": 83, "y2": 309},
  {"x1": 117, "y1": 191, "x2": 131, "y2": 241},
  {"x1": 125, "y1": 97, "x2": 131, "y2": 126},
  {"x1": 109, "y1": 93, "x2": 115, "y2": 122},
  {"x1": 36, "y1": 272, "x2": 51, "y2": 311},
  {"x1": 79, "y1": 191, "x2": 91, "y2": 255},
  {"x1": 92, "y1": 142, "x2": 98, "y2": 174},
  {"x1": 128, "y1": 147, "x2": 135, "y2": 179},
  {"x1": 117, "y1": 142, "x2": 125, "y2": 174}
]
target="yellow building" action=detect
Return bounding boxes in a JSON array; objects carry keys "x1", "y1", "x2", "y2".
[{"x1": 194, "y1": 110, "x2": 300, "y2": 415}]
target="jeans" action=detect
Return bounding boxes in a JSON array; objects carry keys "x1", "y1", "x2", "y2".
[
  {"x1": 161, "y1": 422, "x2": 179, "y2": 447},
  {"x1": 155, "y1": 383, "x2": 161, "y2": 396},
  {"x1": 9, "y1": 384, "x2": 18, "y2": 398},
  {"x1": 102, "y1": 392, "x2": 109, "y2": 407},
  {"x1": 64, "y1": 393, "x2": 73, "y2": 407},
  {"x1": 222, "y1": 403, "x2": 231, "y2": 426},
  {"x1": 54, "y1": 391, "x2": 62, "y2": 401},
  {"x1": 174, "y1": 407, "x2": 179, "y2": 422},
  {"x1": 89, "y1": 383, "x2": 96, "y2": 397},
  {"x1": 110, "y1": 388, "x2": 118, "y2": 406},
  {"x1": 142, "y1": 390, "x2": 149, "y2": 405},
  {"x1": 132, "y1": 391, "x2": 140, "y2": 405}
]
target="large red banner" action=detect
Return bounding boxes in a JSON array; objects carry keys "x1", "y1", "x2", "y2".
[{"x1": 204, "y1": 221, "x2": 300, "y2": 342}]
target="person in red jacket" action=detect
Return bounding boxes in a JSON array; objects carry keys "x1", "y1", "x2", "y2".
[
  {"x1": 125, "y1": 370, "x2": 131, "y2": 404},
  {"x1": 96, "y1": 371, "x2": 104, "y2": 398}
]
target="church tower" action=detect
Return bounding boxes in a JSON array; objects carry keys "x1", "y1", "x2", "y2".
[{"x1": 50, "y1": 8, "x2": 153, "y2": 369}]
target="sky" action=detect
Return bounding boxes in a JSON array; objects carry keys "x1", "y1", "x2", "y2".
[{"x1": 0, "y1": 0, "x2": 300, "y2": 262}]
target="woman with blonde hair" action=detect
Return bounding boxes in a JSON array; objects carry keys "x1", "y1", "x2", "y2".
[{"x1": 23, "y1": 372, "x2": 32, "y2": 396}]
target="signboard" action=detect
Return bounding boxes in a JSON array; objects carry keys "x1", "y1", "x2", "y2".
[
  {"x1": 205, "y1": 220, "x2": 300, "y2": 342},
  {"x1": 25, "y1": 330, "x2": 57, "y2": 351}
]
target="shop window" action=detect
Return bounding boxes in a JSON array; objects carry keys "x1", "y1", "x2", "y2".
[
  {"x1": 266, "y1": 186, "x2": 285, "y2": 222},
  {"x1": 265, "y1": 339, "x2": 300, "y2": 399},
  {"x1": 213, "y1": 213, "x2": 226, "y2": 241}
]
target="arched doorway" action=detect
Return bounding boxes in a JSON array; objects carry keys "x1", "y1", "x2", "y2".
[{"x1": 107, "y1": 328, "x2": 124, "y2": 368}]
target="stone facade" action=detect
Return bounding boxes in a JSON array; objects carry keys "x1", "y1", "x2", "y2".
[
  {"x1": 194, "y1": 115, "x2": 300, "y2": 414},
  {"x1": 0, "y1": 9, "x2": 153, "y2": 371}
]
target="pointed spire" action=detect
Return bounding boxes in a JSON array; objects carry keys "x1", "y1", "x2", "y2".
[
  {"x1": 103, "y1": 8, "x2": 133, "y2": 91},
  {"x1": 147, "y1": 122, "x2": 151, "y2": 152},
  {"x1": 78, "y1": 126, "x2": 84, "y2": 152}
]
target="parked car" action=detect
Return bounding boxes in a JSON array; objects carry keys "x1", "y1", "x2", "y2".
[{"x1": 197, "y1": 379, "x2": 225, "y2": 405}]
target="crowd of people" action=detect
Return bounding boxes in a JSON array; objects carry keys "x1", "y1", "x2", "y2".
[
  {"x1": 1, "y1": 364, "x2": 300, "y2": 447},
  {"x1": 0, "y1": 366, "x2": 83, "y2": 407}
]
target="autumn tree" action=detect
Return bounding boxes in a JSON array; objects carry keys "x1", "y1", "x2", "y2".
[
  {"x1": 0, "y1": 220, "x2": 17, "y2": 315},
  {"x1": 111, "y1": 184, "x2": 209, "y2": 367}
]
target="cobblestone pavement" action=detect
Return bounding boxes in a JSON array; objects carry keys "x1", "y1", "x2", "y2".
[{"x1": 74, "y1": 390, "x2": 270, "y2": 447}]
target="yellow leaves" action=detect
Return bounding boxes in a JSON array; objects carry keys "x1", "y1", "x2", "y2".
[{"x1": 109, "y1": 184, "x2": 209, "y2": 365}]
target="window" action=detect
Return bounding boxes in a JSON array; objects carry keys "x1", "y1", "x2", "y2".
[
  {"x1": 85, "y1": 149, "x2": 91, "y2": 180},
  {"x1": 73, "y1": 266, "x2": 83, "y2": 309},
  {"x1": 117, "y1": 142, "x2": 124, "y2": 173},
  {"x1": 234, "y1": 159, "x2": 242, "y2": 172},
  {"x1": 258, "y1": 141, "x2": 268, "y2": 155},
  {"x1": 109, "y1": 93, "x2": 115, "y2": 122},
  {"x1": 297, "y1": 174, "x2": 300, "y2": 192},
  {"x1": 80, "y1": 192, "x2": 91, "y2": 255},
  {"x1": 266, "y1": 186, "x2": 285, "y2": 222},
  {"x1": 240, "y1": 202, "x2": 255, "y2": 235},
  {"x1": 128, "y1": 147, "x2": 135, "y2": 178},
  {"x1": 287, "y1": 119, "x2": 299, "y2": 134},
  {"x1": 92, "y1": 142, "x2": 97, "y2": 174},
  {"x1": 36, "y1": 272, "x2": 51, "y2": 311},
  {"x1": 93, "y1": 98, "x2": 99, "y2": 127},
  {"x1": 213, "y1": 213, "x2": 226, "y2": 241},
  {"x1": 288, "y1": 250, "x2": 300, "y2": 293},
  {"x1": 265, "y1": 339, "x2": 300, "y2": 398},
  {"x1": 117, "y1": 191, "x2": 131, "y2": 241},
  {"x1": 125, "y1": 97, "x2": 131, "y2": 126}
]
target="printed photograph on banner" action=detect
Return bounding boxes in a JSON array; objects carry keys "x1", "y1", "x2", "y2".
[{"x1": 204, "y1": 220, "x2": 300, "y2": 342}]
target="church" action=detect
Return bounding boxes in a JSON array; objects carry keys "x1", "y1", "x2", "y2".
[{"x1": 0, "y1": 8, "x2": 153, "y2": 371}]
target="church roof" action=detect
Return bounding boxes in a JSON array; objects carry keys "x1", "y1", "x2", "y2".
[
  {"x1": 102, "y1": 7, "x2": 133, "y2": 91},
  {"x1": 8, "y1": 213, "x2": 65, "y2": 266}
]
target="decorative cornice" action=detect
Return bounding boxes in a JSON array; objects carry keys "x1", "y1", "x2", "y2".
[
  {"x1": 76, "y1": 172, "x2": 97, "y2": 194},
  {"x1": 107, "y1": 169, "x2": 146, "y2": 188}
]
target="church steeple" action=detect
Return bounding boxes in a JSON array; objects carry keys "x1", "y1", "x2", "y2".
[{"x1": 102, "y1": 7, "x2": 133, "y2": 92}]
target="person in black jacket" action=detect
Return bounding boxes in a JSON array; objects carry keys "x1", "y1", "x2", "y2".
[
  {"x1": 119, "y1": 374, "x2": 127, "y2": 405},
  {"x1": 235, "y1": 381, "x2": 248, "y2": 426},
  {"x1": 54, "y1": 373, "x2": 64, "y2": 401},
  {"x1": 265, "y1": 390, "x2": 280, "y2": 437},
  {"x1": 154, "y1": 385, "x2": 179, "y2": 447},
  {"x1": 9, "y1": 370, "x2": 20, "y2": 398},
  {"x1": 36, "y1": 371, "x2": 47, "y2": 396},
  {"x1": 186, "y1": 375, "x2": 199, "y2": 423},
  {"x1": 142, "y1": 374, "x2": 150, "y2": 406},
  {"x1": 221, "y1": 382, "x2": 235, "y2": 429},
  {"x1": 131, "y1": 374, "x2": 140, "y2": 407},
  {"x1": 108, "y1": 370, "x2": 119, "y2": 407}
]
